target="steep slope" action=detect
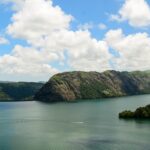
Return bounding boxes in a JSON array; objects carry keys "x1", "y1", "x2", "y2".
[
  {"x1": 34, "y1": 70, "x2": 150, "y2": 102},
  {"x1": 0, "y1": 82, "x2": 44, "y2": 101}
]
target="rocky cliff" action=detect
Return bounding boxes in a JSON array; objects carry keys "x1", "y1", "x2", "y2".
[{"x1": 34, "y1": 70, "x2": 150, "y2": 102}]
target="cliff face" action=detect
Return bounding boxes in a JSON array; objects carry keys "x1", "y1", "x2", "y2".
[{"x1": 34, "y1": 70, "x2": 150, "y2": 102}]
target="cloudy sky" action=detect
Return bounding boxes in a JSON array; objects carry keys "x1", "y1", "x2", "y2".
[{"x1": 0, "y1": 0, "x2": 150, "y2": 81}]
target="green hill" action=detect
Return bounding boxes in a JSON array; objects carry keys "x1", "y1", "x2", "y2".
[
  {"x1": 0, "y1": 82, "x2": 44, "y2": 101},
  {"x1": 34, "y1": 70, "x2": 150, "y2": 102}
]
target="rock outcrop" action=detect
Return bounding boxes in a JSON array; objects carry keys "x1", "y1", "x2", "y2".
[{"x1": 34, "y1": 70, "x2": 150, "y2": 102}]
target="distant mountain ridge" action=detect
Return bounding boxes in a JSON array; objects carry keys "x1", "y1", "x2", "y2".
[
  {"x1": 0, "y1": 82, "x2": 44, "y2": 101},
  {"x1": 34, "y1": 70, "x2": 150, "y2": 102}
]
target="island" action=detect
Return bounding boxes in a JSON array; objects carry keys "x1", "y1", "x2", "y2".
[
  {"x1": 34, "y1": 70, "x2": 150, "y2": 102},
  {"x1": 119, "y1": 104, "x2": 150, "y2": 119}
]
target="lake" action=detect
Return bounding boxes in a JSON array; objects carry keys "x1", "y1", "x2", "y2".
[{"x1": 0, "y1": 95, "x2": 150, "y2": 150}]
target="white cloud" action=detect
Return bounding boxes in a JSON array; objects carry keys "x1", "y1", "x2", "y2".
[
  {"x1": 98, "y1": 23, "x2": 107, "y2": 30},
  {"x1": 69, "y1": 40, "x2": 111, "y2": 71},
  {"x1": 0, "y1": 45, "x2": 59, "y2": 81},
  {"x1": 7, "y1": 0, "x2": 73, "y2": 41},
  {"x1": 55, "y1": 30, "x2": 111, "y2": 71},
  {"x1": 0, "y1": 0, "x2": 111, "y2": 81},
  {"x1": 1, "y1": 0, "x2": 26, "y2": 10},
  {"x1": 105, "y1": 29, "x2": 150, "y2": 71},
  {"x1": 0, "y1": 37, "x2": 9, "y2": 45},
  {"x1": 77, "y1": 23, "x2": 93, "y2": 30},
  {"x1": 1, "y1": 0, "x2": 150, "y2": 82},
  {"x1": 110, "y1": 0, "x2": 150, "y2": 27}
]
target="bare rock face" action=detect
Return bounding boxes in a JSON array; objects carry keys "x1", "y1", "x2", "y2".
[{"x1": 34, "y1": 70, "x2": 150, "y2": 102}]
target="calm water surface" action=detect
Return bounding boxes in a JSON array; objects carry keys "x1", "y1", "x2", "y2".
[{"x1": 0, "y1": 95, "x2": 150, "y2": 150}]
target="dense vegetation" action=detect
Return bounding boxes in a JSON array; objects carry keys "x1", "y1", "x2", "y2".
[
  {"x1": 119, "y1": 104, "x2": 150, "y2": 119},
  {"x1": 0, "y1": 82, "x2": 43, "y2": 101},
  {"x1": 34, "y1": 70, "x2": 150, "y2": 102}
]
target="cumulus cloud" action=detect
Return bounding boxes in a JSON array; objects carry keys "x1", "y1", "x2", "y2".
[
  {"x1": 1, "y1": 0, "x2": 26, "y2": 10},
  {"x1": 105, "y1": 29, "x2": 150, "y2": 71},
  {"x1": 110, "y1": 0, "x2": 150, "y2": 27},
  {"x1": 2, "y1": 0, "x2": 150, "y2": 81},
  {"x1": 7, "y1": 0, "x2": 73, "y2": 41},
  {"x1": 98, "y1": 23, "x2": 107, "y2": 30},
  {"x1": 38, "y1": 29, "x2": 111, "y2": 71},
  {"x1": 0, "y1": 45, "x2": 59, "y2": 80},
  {"x1": 0, "y1": 37, "x2": 9, "y2": 45},
  {"x1": 69, "y1": 43, "x2": 111, "y2": 71},
  {"x1": 0, "y1": 0, "x2": 111, "y2": 81},
  {"x1": 77, "y1": 23, "x2": 93, "y2": 30}
]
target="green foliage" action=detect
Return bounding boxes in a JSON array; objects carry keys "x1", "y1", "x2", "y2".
[
  {"x1": 0, "y1": 91, "x2": 11, "y2": 101},
  {"x1": 134, "y1": 105, "x2": 150, "y2": 118},
  {"x1": 0, "y1": 82, "x2": 43, "y2": 101},
  {"x1": 51, "y1": 76, "x2": 64, "y2": 84},
  {"x1": 130, "y1": 71, "x2": 150, "y2": 77},
  {"x1": 101, "y1": 89, "x2": 115, "y2": 97},
  {"x1": 80, "y1": 80, "x2": 107, "y2": 98},
  {"x1": 119, "y1": 104, "x2": 150, "y2": 119},
  {"x1": 119, "y1": 111, "x2": 134, "y2": 118}
]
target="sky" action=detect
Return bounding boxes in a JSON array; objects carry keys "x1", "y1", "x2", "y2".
[{"x1": 0, "y1": 0, "x2": 150, "y2": 81}]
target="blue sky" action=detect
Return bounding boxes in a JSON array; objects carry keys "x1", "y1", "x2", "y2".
[
  {"x1": 53, "y1": 0, "x2": 150, "y2": 35},
  {"x1": 0, "y1": 0, "x2": 150, "y2": 81}
]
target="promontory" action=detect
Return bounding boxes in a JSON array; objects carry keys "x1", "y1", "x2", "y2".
[{"x1": 34, "y1": 70, "x2": 150, "y2": 102}]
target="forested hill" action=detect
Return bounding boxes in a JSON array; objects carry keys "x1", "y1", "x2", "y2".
[
  {"x1": 0, "y1": 82, "x2": 44, "y2": 101},
  {"x1": 34, "y1": 70, "x2": 150, "y2": 102}
]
